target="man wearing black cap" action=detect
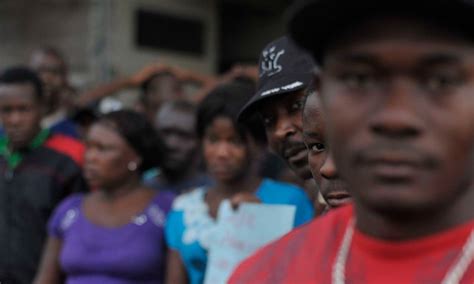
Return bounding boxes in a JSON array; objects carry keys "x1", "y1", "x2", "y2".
[
  {"x1": 239, "y1": 36, "x2": 319, "y2": 204},
  {"x1": 230, "y1": 0, "x2": 474, "y2": 283}
]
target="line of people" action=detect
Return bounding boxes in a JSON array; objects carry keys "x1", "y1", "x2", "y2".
[
  {"x1": 0, "y1": 37, "x2": 320, "y2": 284},
  {"x1": 1, "y1": 0, "x2": 473, "y2": 282}
]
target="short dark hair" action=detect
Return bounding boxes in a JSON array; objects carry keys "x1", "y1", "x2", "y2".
[
  {"x1": 97, "y1": 110, "x2": 165, "y2": 173},
  {"x1": 0, "y1": 66, "x2": 43, "y2": 100},
  {"x1": 196, "y1": 81, "x2": 267, "y2": 144},
  {"x1": 32, "y1": 46, "x2": 67, "y2": 74},
  {"x1": 139, "y1": 71, "x2": 178, "y2": 104}
]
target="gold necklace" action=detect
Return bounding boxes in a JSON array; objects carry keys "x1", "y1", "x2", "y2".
[{"x1": 332, "y1": 219, "x2": 474, "y2": 284}]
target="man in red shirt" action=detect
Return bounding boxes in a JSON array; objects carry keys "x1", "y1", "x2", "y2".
[{"x1": 229, "y1": 0, "x2": 474, "y2": 283}]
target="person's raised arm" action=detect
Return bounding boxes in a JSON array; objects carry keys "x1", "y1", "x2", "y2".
[
  {"x1": 172, "y1": 66, "x2": 218, "y2": 103},
  {"x1": 75, "y1": 63, "x2": 171, "y2": 107},
  {"x1": 186, "y1": 64, "x2": 258, "y2": 103}
]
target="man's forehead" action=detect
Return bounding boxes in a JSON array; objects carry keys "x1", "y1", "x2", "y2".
[
  {"x1": 325, "y1": 43, "x2": 473, "y2": 69},
  {"x1": 149, "y1": 74, "x2": 179, "y2": 88},
  {"x1": 258, "y1": 90, "x2": 306, "y2": 113},
  {"x1": 0, "y1": 83, "x2": 35, "y2": 96},
  {"x1": 158, "y1": 104, "x2": 193, "y2": 118},
  {"x1": 303, "y1": 93, "x2": 321, "y2": 114},
  {"x1": 303, "y1": 101, "x2": 323, "y2": 130},
  {"x1": 325, "y1": 17, "x2": 473, "y2": 57},
  {"x1": 31, "y1": 52, "x2": 62, "y2": 67},
  {"x1": 157, "y1": 107, "x2": 195, "y2": 129}
]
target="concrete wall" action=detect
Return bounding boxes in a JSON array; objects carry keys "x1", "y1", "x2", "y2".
[
  {"x1": 0, "y1": 0, "x2": 218, "y2": 89},
  {"x1": 0, "y1": 0, "x2": 89, "y2": 77},
  {"x1": 108, "y1": 0, "x2": 218, "y2": 77}
]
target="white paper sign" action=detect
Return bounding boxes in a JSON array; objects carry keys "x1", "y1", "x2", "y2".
[{"x1": 204, "y1": 200, "x2": 296, "y2": 284}]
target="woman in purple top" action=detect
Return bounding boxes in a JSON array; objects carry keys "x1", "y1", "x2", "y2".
[{"x1": 34, "y1": 110, "x2": 174, "y2": 284}]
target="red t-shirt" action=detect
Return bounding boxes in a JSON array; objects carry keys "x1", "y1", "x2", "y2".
[{"x1": 229, "y1": 205, "x2": 474, "y2": 284}]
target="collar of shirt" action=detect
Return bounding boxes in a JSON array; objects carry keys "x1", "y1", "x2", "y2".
[{"x1": 0, "y1": 129, "x2": 50, "y2": 169}]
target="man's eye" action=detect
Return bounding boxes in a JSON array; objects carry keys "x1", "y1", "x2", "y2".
[
  {"x1": 98, "y1": 144, "x2": 112, "y2": 152},
  {"x1": 86, "y1": 144, "x2": 103, "y2": 152},
  {"x1": 289, "y1": 100, "x2": 304, "y2": 113},
  {"x1": 18, "y1": 106, "x2": 32, "y2": 113},
  {"x1": 422, "y1": 73, "x2": 462, "y2": 93},
  {"x1": 0, "y1": 107, "x2": 11, "y2": 114},
  {"x1": 204, "y1": 134, "x2": 218, "y2": 143},
  {"x1": 339, "y1": 72, "x2": 378, "y2": 90},
  {"x1": 309, "y1": 143, "x2": 325, "y2": 153},
  {"x1": 230, "y1": 137, "x2": 244, "y2": 146},
  {"x1": 262, "y1": 115, "x2": 275, "y2": 128}
]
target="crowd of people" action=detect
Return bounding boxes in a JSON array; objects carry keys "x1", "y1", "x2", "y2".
[{"x1": 0, "y1": 0, "x2": 473, "y2": 283}]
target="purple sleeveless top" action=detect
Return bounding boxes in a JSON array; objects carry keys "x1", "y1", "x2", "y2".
[{"x1": 48, "y1": 191, "x2": 175, "y2": 284}]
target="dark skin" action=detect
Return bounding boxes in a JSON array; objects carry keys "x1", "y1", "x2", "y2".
[
  {"x1": 259, "y1": 90, "x2": 312, "y2": 180},
  {"x1": 154, "y1": 103, "x2": 199, "y2": 184},
  {"x1": 202, "y1": 117, "x2": 261, "y2": 216},
  {"x1": 34, "y1": 122, "x2": 157, "y2": 284},
  {"x1": 165, "y1": 116, "x2": 261, "y2": 284},
  {"x1": 0, "y1": 83, "x2": 42, "y2": 151},
  {"x1": 258, "y1": 90, "x2": 319, "y2": 206},
  {"x1": 141, "y1": 73, "x2": 183, "y2": 121},
  {"x1": 302, "y1": 91, "x2": 351, "y2": 210},
  {"x1": 30, "y1": 51, "x2": 70, "y2": 115},
  {"x1": 77, "y1": 63, "x2": 216, "y2": 111},
  {"x1": 82, "y1": 123, "x2": 157, "y2": 227},
  {"x1": 317, "y1": 18, "x2": 474, "y2": 240}
]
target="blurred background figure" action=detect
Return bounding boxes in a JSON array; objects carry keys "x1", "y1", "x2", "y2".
[
  {"x1": 165, "y1": 82, "x2": 314, "y2": 284},
  {"x1": 136, "y1": 68, "x2": 184, "y2": 121},
  {"x1": 145, "y1": 100, "x2": 212, "y2": 194},
  {"x1": 78, "y1": 64, "x2": 183, "y2": 119},
  {"x1": 30, "y1": 46, "x2": 81, "y2": 139},
  {"x1": 0, "y1": 0, "x2": 295, "y2": 121},
  {"x1": 0, "y1": 2, "x2": 330, "y2": 282},
  {"x1": 76, "y1": 63, "x2": 214, "y2": 121},
  {"x1": 0, "y1": 66, "x2": 87, "y2": 284},
  {"x1": 35, "y1": 110, "x2": 174, "y2": 284}
]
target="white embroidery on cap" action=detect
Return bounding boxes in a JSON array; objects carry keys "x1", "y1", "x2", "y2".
[
  {"x1": 260, "y1": 46, "x2": 285, "y2": 77},
  {"x1": 261, "y1": 87, "x2": 281, "y2": 97},
  {"x1": 260, "y1": 81, "x2": 303, "y2": 97},
  {"x1": 281, "y1": 81, "x2": 303, "y2": 90}
]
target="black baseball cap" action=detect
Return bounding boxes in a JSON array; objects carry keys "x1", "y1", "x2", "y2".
[
  {"x1": 238, "y1": 36, "x2": 315, "y2": 122},
  {"x1": 288, "y1": 0, "x2": 474, "y2": 64}
]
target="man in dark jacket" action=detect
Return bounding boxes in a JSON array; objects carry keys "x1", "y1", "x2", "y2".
[{"x1": 0, "y1": 66, "x2": 87, "y2": 284}]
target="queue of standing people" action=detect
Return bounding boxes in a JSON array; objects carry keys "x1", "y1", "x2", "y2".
[{"x1": 1, "y1": 0, "x2": 473, "y2": 283}]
